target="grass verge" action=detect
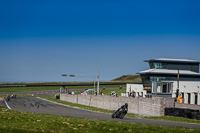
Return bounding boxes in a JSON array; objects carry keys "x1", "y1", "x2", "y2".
[
  {"x1": 0, "y1": 106, "x2": 200, "y2": 133},
  {"x1": 42, "y1": 97, "x2": 113, "y2": 114}
]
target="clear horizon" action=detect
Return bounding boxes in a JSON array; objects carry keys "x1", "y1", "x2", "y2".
[{"x1": 1, "y1": 0, "x2": 200, "y2": 83}]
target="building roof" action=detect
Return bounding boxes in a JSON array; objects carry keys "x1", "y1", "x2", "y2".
[
  {"x1": 144, "y1": 58, "x2": 200, "y2": 64},
  {"x1": 138, "y1": 69, "x2": 200, "y2": 76}
]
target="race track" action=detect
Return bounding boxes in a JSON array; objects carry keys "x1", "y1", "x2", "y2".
[{"x1": 3, "y1": 97, "x2": 200, "y2": 129}]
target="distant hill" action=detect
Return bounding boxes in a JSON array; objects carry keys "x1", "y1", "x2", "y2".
[{"x1": 110, "y1": 75, "x2": 142, "y2": 83}]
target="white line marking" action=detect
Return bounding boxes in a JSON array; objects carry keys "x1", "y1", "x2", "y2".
[
  {"x1": 36, "y1": 97, "x2": 109, "y2": 114},
  {"x1": 3, "y1": 98, "x2": 12, "y2": 110}
]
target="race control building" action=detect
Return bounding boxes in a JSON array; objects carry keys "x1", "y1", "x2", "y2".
[{"x1": 126, "y1": 58, "x2": 200, "y2": 105}]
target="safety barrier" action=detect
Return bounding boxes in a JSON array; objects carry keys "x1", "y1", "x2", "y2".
[{"x1": 60, "y1": 94, "x2": 165, "y2": 116}]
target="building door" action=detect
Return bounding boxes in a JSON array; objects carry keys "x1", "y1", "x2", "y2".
[
  {"x1": 162, "y1": 84, "x2": 167, "y2": 93},
  {"x1": 188, "y1": 93, "x2": 191, "y2": 104},
  {"x1": 195, "y1": 93, "x2": 198, "y2": 105},
  {"x1": 181, "y1": 92, "x2": 184, "y2": 99}
]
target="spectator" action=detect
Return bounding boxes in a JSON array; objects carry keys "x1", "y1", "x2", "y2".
[
  {"x1": 131, "y1": 91, "x2": 135, "y2": 98},
  {"x1": 129, "y1": 92, "x2": 132, "y2": 97},
  {"x1": 110, "y1": 91, "x2": 117, "y2": 97},
  {"x1": 100, "y1": 91, "x2": 104, "y2": 96}
]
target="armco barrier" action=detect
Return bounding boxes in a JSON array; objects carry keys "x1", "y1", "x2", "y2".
[{"x1": 60, "y1": 94, "x2": 166, "y2": 116}]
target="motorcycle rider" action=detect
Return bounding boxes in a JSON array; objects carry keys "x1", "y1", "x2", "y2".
[
  {"x1": 116, "y1": 103, "x2": 128, "y2": 115},
  {"x1": 6, "y1": 94, "x2": 10, "y2": 101},
  {"x1": 112, "y1": 103, "x2": 128, "y2": 119},
  {"x1": 11, "y1": 93, "x2": 16, "y2": 98},
  {"x1": 121, "y1": 103, "x2": 128, "y2": 112}
]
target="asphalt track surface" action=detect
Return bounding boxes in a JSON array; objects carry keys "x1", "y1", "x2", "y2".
[{"x1": 2, "y1": 97, "x2": 200, "y2": 129}]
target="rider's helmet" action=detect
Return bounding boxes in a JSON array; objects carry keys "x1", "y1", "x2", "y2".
[{"x1": 125, "y1": 103, "x2": 128, "y2": 108}]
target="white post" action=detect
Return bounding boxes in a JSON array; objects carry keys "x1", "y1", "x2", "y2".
[
  {"x1": 198, "y1": 93, "x2": 200, "y2": 105},
  {"x1": 94, "y1": 81, "x2": 95, "y2": 90},
  {"x1": 191, "y1": 93, "x2": 195, "y2": 104},
  {"x1": 184, "y1": 92, "x2": 188, "y2": 104}
]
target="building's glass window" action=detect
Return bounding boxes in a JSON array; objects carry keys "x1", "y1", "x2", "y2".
[
  {"x1": 142, "y1": 75, "x2": 152, "y2": 87},
  {"x1": 150, "y1": 76, "x2": 166, "y2": 82},
  {"x1": 149, "y1": 62, "x2": 155, "y2": 69},
  {"x1": 152, "y1": 82, "x2": 173, "y2": 93},
  {"x1": 154, "y1": 63, "x2": 163, "y2": 69},
  {"x1": 142, "y1": 76, "x2": 150, "y2": 81},
  {"x1": 149, "y1": 62, "x2": 163, "y2": 69}
]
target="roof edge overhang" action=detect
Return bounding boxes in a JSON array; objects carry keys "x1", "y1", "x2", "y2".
[
  {"x1": 138, "y1": 72, "x2": 200, "y2": 77},
  {"x1": 144, "y1": 58, "x2": 200, "y2": 64}
]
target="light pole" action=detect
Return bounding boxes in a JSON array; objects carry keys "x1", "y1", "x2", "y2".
[
  {"x1": 97, "y1": 69, "x2": 100, "y2": 95},
  {"x1": 61, "y1": 70, "x2": 100, "y2": 95}
]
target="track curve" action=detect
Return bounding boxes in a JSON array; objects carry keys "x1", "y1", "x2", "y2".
[{"x1": 5, "y1": 97, "x2": 200, "y2": 129}]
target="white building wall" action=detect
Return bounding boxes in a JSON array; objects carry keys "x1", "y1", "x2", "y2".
[
  {"x1": 191, "y1": 93, "x2": 195, "y2": 104},
  {"x1": 184, "y1": 92, "x2": 188, "y2": 104},
  {"x1": 167, "y1": 81, "x2": 200, "y2": 105},
  {"x1": 126, "y1": 84, "x2": 146, "y2": 97},
  {"x1": 198, "y1": 93, "x2": 200, "y2": 105},
  {"x1": 127, "y1": 81, "x2": 200, "y2": 105}
]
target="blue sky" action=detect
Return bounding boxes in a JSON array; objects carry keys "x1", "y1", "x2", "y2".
[{"x1": 0, "y1": 0, "x2": 200, "y2": 82}]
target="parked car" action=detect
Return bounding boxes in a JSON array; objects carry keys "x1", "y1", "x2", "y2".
[{"x1": 81, "y1": 89, "x2": 95, "y2": 95}]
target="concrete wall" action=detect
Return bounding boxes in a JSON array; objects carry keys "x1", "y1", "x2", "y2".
[
  {"x1": 163, "y1": 98, "x2": 200, "y2": 110},
  {"x1": 164, "y1": 98, "x2": 175, "y2": 108},
  {"x1": 60, "y1": 94, "x2": 165, "y2": 116},
  {"x1": 60, "y1": 94, "x2": 78, "y2": 103},
  {"x1": 175, "y1": 103, "x2": 200, "y2": 110}
]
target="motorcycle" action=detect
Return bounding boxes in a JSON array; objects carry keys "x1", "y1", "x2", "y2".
[
  {"x1": 5, "y1": 95, "x2": 10, "y2": 102},
  {"x1": 112, "y1": 108, "x2": 127, "y2": 119},
  {"x1": 11, "y1": 94, "x2": 17, "y2": 98}
]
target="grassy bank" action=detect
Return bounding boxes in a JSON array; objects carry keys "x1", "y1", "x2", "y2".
[
  {"x1": 0, "y1": 106, "x2": 199, "y2": 133},
  {"x1": 111, "y1": 75, "x2": 142, "y2": 83}
]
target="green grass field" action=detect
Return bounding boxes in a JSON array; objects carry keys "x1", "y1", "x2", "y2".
[
  {"x1": 0, "y1": 86, "x2": 61, "y2": 92},
  {"x1": 0, "y1": 84, "x2": 126, "y2": 93},
  {"x1": 74, "y1": 88, "x2": 126, "y2": 95},
  {"x1": 0, "y1": 106, "x2": 200, "y2": 133}
]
